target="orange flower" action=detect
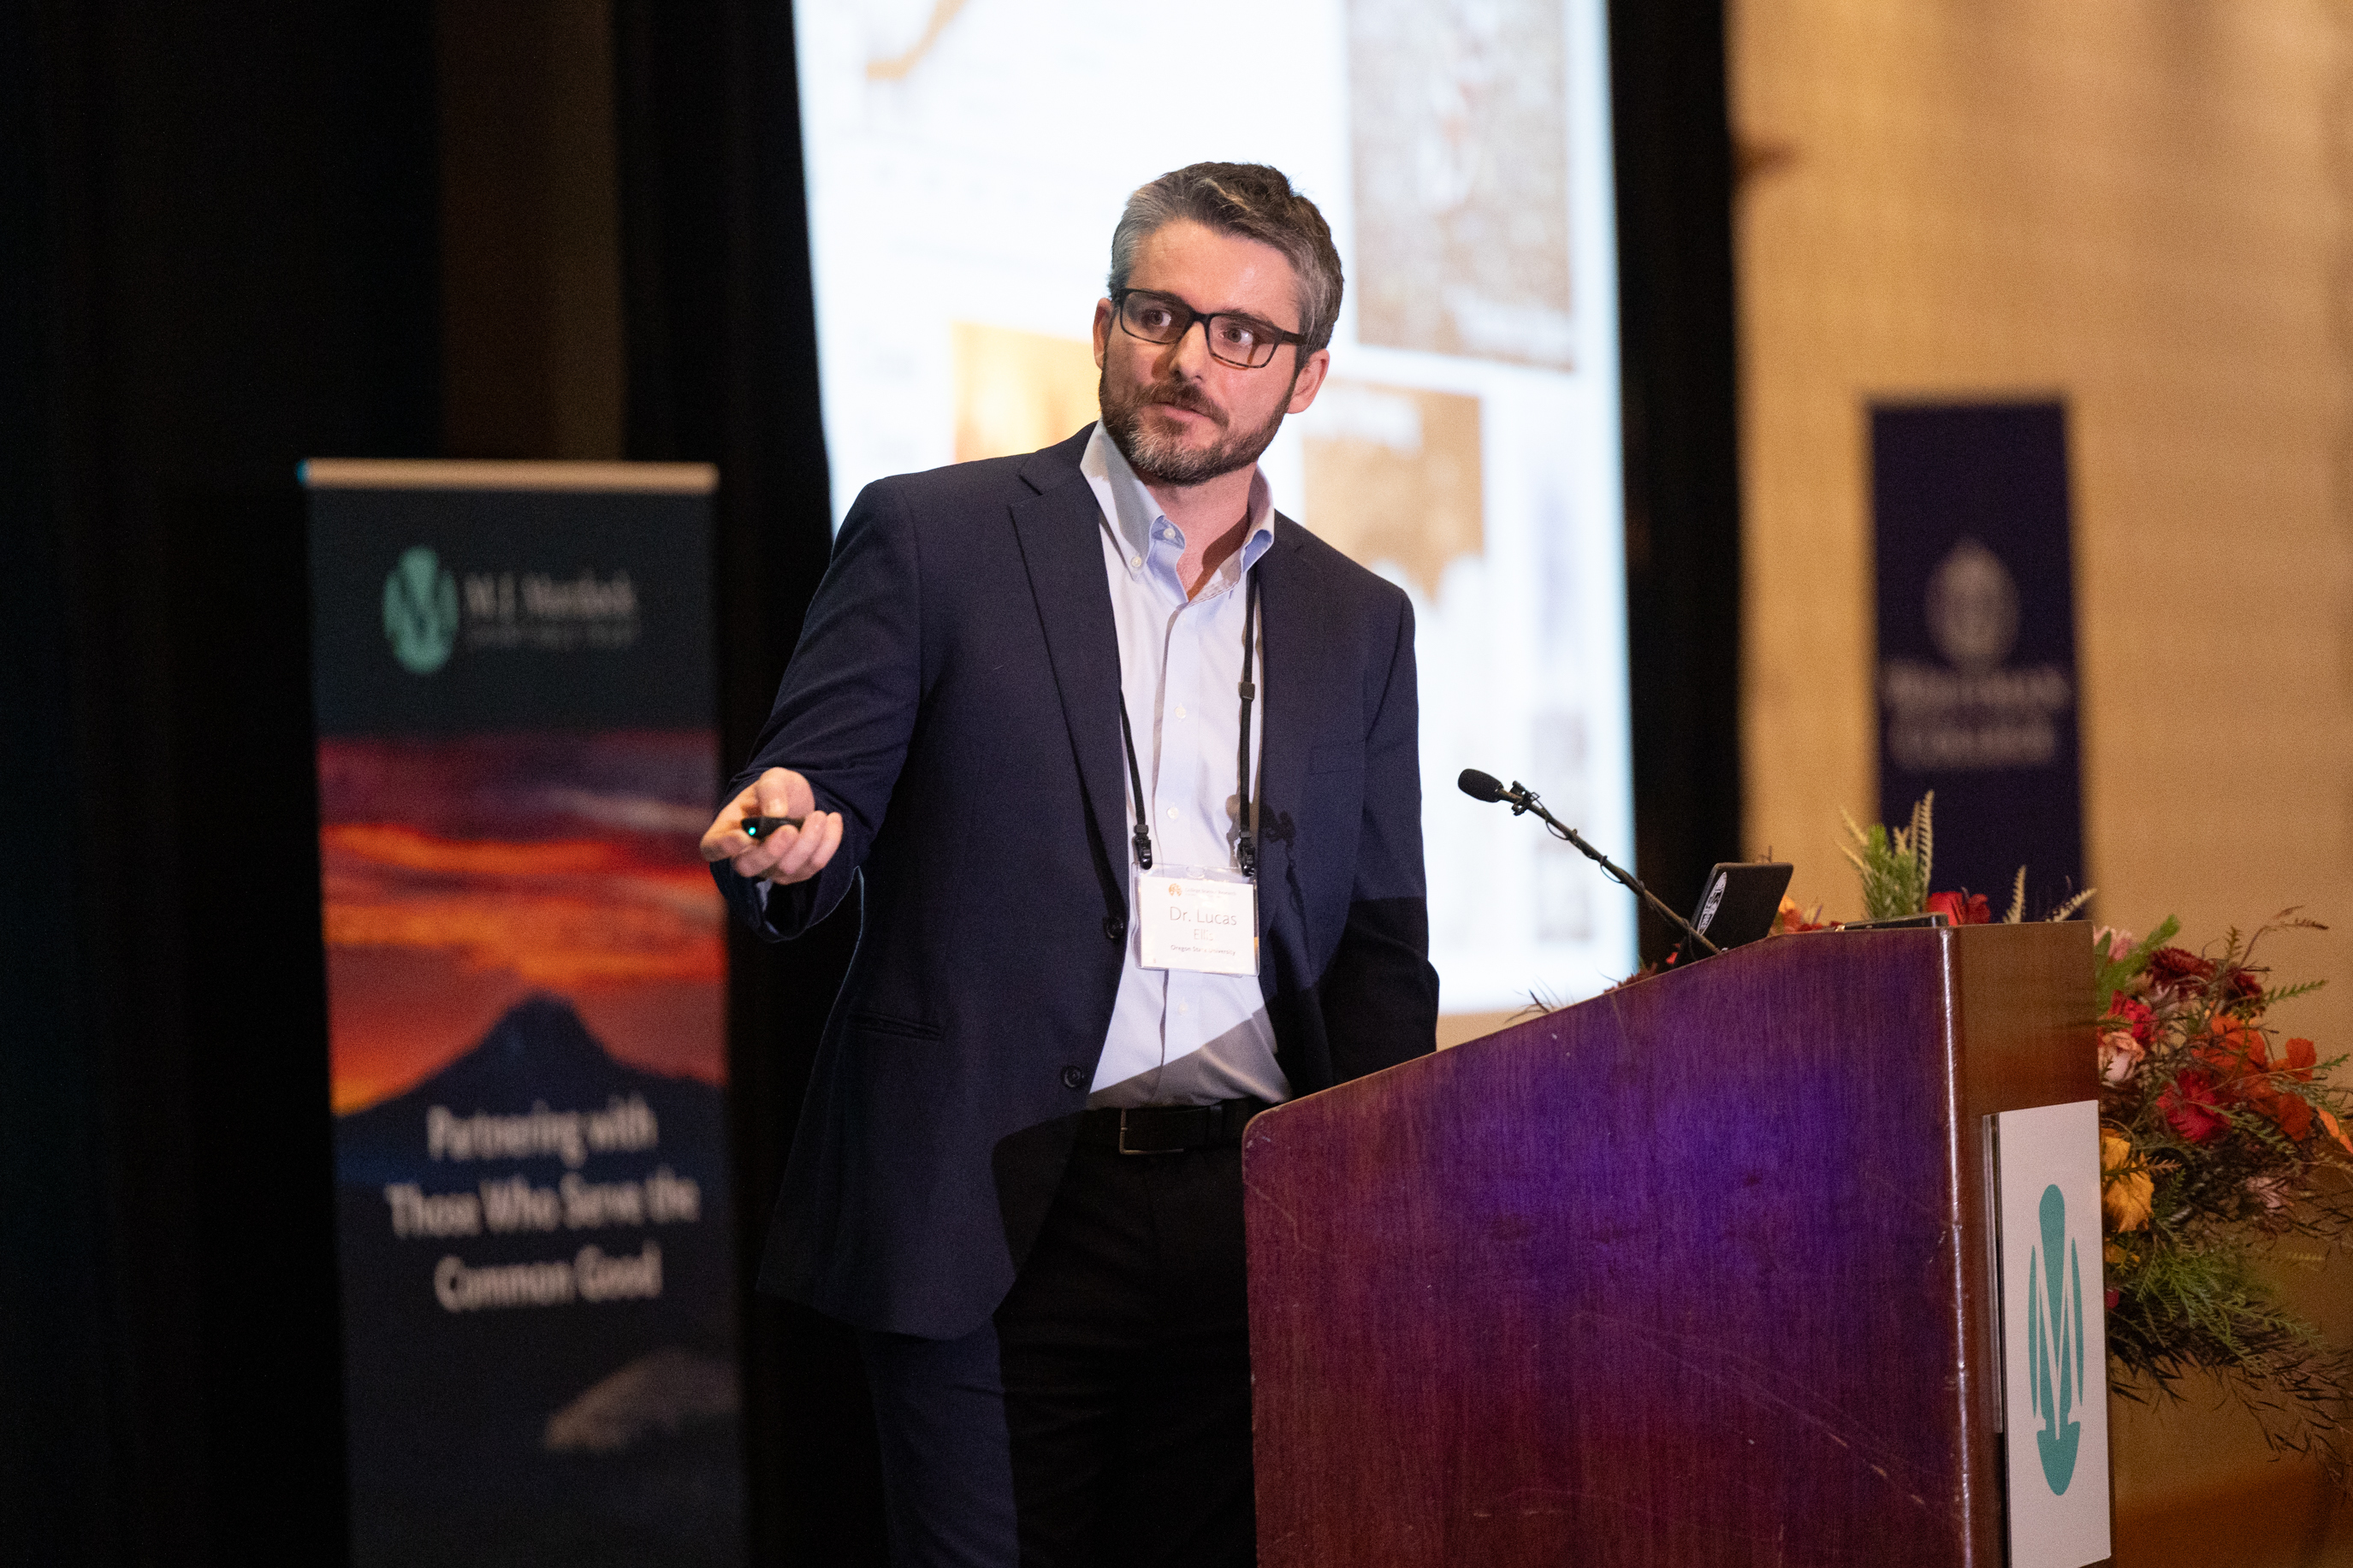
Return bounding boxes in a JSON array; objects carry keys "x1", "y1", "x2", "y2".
[
  {"x1": 2194, "y1": 1015, "x2": 2267, "y2": 1080},
  {"x1": 2202, "y1": 1027, "x2": 2326, "y2": 1141},
  {"x1": 2101, "y1": 1130, "x2": 2154, "y2": 1232},
  {"x1": 2322, "y1": 1108, "x2": 2353, "y2": 1157},
  {"x1": 2267, "y1": 1091, "x2": 2316, "y2": 1142},
  {"x1": 2281, "y1": 1038, "x2": 2317, "y2": 1081},
  {"x1": 1771, "y1": 895, "x2": 1828, "y2": 935}
]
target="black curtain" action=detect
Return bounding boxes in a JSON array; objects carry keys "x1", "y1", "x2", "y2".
[
  {"x1": 1611, "y1": 0, "x2": 1745, "y2": 961},
  {"x1": 0, "y1": 2, "x2": 442, "y2": 1562},
  {"x1": 610, "y1": 3, "x2": 888, "y2": 1562}
]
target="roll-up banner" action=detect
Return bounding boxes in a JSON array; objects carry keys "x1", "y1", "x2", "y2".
[
  {"x1": 1871, "y1": 403, "x2": 2086, "y2": 917},
  {"x1": 303, "y1": 460, "x2": 742, "y2": 1567}
]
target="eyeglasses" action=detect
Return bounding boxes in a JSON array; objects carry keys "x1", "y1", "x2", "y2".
[{"x1": 1111, "y1": 288, "x2": 1307, "y2": 370}]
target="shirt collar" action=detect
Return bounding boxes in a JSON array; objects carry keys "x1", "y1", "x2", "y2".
[{"x1": 1082, "y1": 423, "x2": 1277, "y2": 584}]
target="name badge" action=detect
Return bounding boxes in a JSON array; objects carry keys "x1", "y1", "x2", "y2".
[{"x1": 1135, "y1": 867, "x2": 1259, "y2": 976}]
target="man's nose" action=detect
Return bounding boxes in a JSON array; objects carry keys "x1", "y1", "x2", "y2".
[{"x1": 1162, "y1": 318, "x2": 1214, "y2": 376}]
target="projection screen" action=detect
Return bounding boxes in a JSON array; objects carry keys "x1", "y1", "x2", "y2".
[{"x1": 791, "y1": 0, "x2": 1635, "y2": 1015}]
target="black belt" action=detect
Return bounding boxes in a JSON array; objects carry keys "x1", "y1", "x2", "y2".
[{"x1": 1075, "y1": 1097, "x2": 1271, "y2": 1156}]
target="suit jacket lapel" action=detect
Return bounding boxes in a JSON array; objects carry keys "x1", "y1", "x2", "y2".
[
  {"x1": 1010, "y1": 441, "x2": 1131, "y2": 902},
  {"x1": 1252, "y1": 518, "x2": 1325, "y2": 940}
]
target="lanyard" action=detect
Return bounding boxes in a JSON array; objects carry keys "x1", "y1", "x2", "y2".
[{"x1": 1115, "y1": 570, "x2": 1260, "y2": 882}]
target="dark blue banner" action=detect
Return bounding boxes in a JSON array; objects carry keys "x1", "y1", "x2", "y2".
[
  {"x1": 1872, "y1": 403, "x2": 2085, "y2": 917},
  {"x1": 305, "y1": 464, "x2": 743, "y2": 1567}
]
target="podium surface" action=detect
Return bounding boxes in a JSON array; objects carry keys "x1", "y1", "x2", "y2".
[{"x1": 1244, "y1": 921, "x2": 2098, "y2": 1567}]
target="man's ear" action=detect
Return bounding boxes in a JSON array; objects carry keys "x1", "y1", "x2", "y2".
[
  {"x1": 1285, "y1": 347, "x2": 1331, "y2": 416},
  {"x1": 1092, "y1": 299, "x2": 1112, "y2": 369}
]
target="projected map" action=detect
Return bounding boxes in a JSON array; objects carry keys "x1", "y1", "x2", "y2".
[{"x1": 793, "y1": 0, "x2": 1633, "y2": 1010}]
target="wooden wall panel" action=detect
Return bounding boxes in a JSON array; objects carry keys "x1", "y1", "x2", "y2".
[
  {"x1": 1732, "y1": 0, "x2": 2350, "y2": 1009},
  {"x1": 1730, "y1": 3, "x2": 2353, "y2": 1555}
]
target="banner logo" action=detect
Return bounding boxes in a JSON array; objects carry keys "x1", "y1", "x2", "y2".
[
  {"x1": 1926, "y1": 537, "x2": 2019, "y2": 672},
  {"x1": 2026, "y1": 1181, "x2": 2085, "y2": 1494},
  {"x1": 1879, "y1": 535, "x2": 2071, "y2": 772},
  {"x1": 383, "y1": 547, "x2": 459, "y2": 674}
]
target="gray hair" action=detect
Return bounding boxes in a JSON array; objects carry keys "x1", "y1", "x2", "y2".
[{"x1": 1107, "y1": 163, "x2": 1344, "y2": 358}]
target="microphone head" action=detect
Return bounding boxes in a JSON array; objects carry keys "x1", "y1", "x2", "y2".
[{"x1": 1457, "y1": 768, "x2": 1508, "y2": 803}]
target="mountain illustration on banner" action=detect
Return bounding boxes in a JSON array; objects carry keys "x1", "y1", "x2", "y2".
[
  {"x1": 331, "y1": 995, "x2": 742, "y2": 1568},
  {"x1": 335, "y1": 994, "x2": 720, "y2": 1186}
]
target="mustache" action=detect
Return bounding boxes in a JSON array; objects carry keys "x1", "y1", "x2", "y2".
[{"x1": 1139, "y1": 384, "x2": 1221, "y2": 422}]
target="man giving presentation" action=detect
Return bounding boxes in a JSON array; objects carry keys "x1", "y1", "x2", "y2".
[{"x1": 704, "y1": 161, "x2": 1438, "y2": 1568}]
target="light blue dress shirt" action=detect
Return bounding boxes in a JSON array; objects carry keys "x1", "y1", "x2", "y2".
[{"x1": 1080, "y1": 423, "x2": 1289, "y2": 1109}]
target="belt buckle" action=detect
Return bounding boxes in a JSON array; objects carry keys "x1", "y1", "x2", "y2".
[{"x1": 1116, "y1": 1107, "x2": 1179, "y2": 1157}]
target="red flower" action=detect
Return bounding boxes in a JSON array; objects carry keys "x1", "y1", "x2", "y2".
[
  {"x1": 2148, "y1": 946, "x2": 2215, "y2": 991},
  {"x1": 1926, "y1": 890, "x2": 1991, "y2": 926},
  {"x1": 2160, "y1": 1069, "x2": 2230, "y2": 1144},
  {"x1": 2107, "y1": 995, "x2": 2158, "y2": 1045}
]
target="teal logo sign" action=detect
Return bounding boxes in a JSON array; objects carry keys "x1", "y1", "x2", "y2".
[
  {"x1": 2026, "y1": 1182, "x2": 2085, "y2": 1494},
  {"x1": 383, "y1": 546, "x2": 459, "y2": 674}
]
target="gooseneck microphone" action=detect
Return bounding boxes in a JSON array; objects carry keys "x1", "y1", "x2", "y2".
[
  {"x1": 1456, "y1": 768, "x2": 1512, "y2": 804},
  {"x1": 1456, "y1": 768, "x2": 1722, "y2": 958}
]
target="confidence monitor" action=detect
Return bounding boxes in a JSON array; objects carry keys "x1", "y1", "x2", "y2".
[{"x1": 1684, "y1": 861, "x2": 1793, "y2": 955}]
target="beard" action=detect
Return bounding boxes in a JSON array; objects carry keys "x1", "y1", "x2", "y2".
[{"x1": 1099, "y1": 364, "x2": 1290, "y2": 488}]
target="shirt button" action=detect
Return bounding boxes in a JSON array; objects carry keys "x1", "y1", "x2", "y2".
[
  {"x1": 1165, "y1": 807, "x2": 1178, "y2": 820},
  {"x1": 1129, "y1": 555, "x2": 1141, "y2": 569},
  {"x1": 1173, "y1": 705, "x2": 1187, "y2": 719},
  {"x1": 1103, "y1": 914, "x2": 1126, "y2": 941},
  {"x1": 1061, "y1": 1065, "x2": 1087, "y2": 1091},
  {"x1": 1176, "y1": 1003, "x2": 1188, "y2": 1016}
]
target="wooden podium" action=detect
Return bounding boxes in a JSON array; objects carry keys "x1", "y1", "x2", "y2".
[{"x1": 1244, "y1": 921, "x2": 2098, "y2": 1567}]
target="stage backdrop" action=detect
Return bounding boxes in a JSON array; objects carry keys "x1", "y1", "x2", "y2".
[
  {"x1": 303, "y1": 460, "x2": 742, "y2": 1568},
  {"x1": 1872, "y1": 403, "x2": 2086, "y2": 916},
  {"x1": 790, "y1": 0, "x2": 1638, "y2": 1007}
]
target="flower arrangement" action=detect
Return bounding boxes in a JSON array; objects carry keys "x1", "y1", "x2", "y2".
[
  {"x1": 1830, "y1": 795, "x2": 2353, "y2": 1482},
  {"x1": 2092, "y1": 916, "x2": 2353, "y2": 1481},
  {"x1": 1838, "y1": 790, "x2": 2090, "y2": 927}
]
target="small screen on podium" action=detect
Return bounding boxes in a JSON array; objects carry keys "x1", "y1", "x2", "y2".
[{"x1": 789, "y1": 0, "x2": 1637, "y2": 1009}]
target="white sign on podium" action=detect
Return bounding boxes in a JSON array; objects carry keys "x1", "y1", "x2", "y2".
[{"x1": 1990, "y1": 1098, "x2": 2113, "y2": 1568}]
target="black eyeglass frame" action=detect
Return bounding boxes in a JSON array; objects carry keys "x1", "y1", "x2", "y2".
[{"x1": 1109, "y1": 287, "x2": 1309, "y2": 370}]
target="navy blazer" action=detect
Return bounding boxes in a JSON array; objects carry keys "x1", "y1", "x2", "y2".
[{"x1": 716, "y1": 425, "x2": 1438, "y2": 1339}]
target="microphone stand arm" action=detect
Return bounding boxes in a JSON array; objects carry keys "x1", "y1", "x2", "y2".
[{"x1": 1507, "y1": 784, "x2": 1722, "y2": 958}]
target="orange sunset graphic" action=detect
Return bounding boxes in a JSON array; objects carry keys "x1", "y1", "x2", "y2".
[{"x1": 317, "y1": 731, "x2": 726, "y2": 1113}]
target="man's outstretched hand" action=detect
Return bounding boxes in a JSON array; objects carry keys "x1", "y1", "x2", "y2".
[{"x1": 701, "y1": 767, "x2": 845, "y2": 886}]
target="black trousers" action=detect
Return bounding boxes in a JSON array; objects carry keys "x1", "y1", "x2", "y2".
[{"x1": 856, "y1": 1139, "x2": 1256, "y2": 1568}]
